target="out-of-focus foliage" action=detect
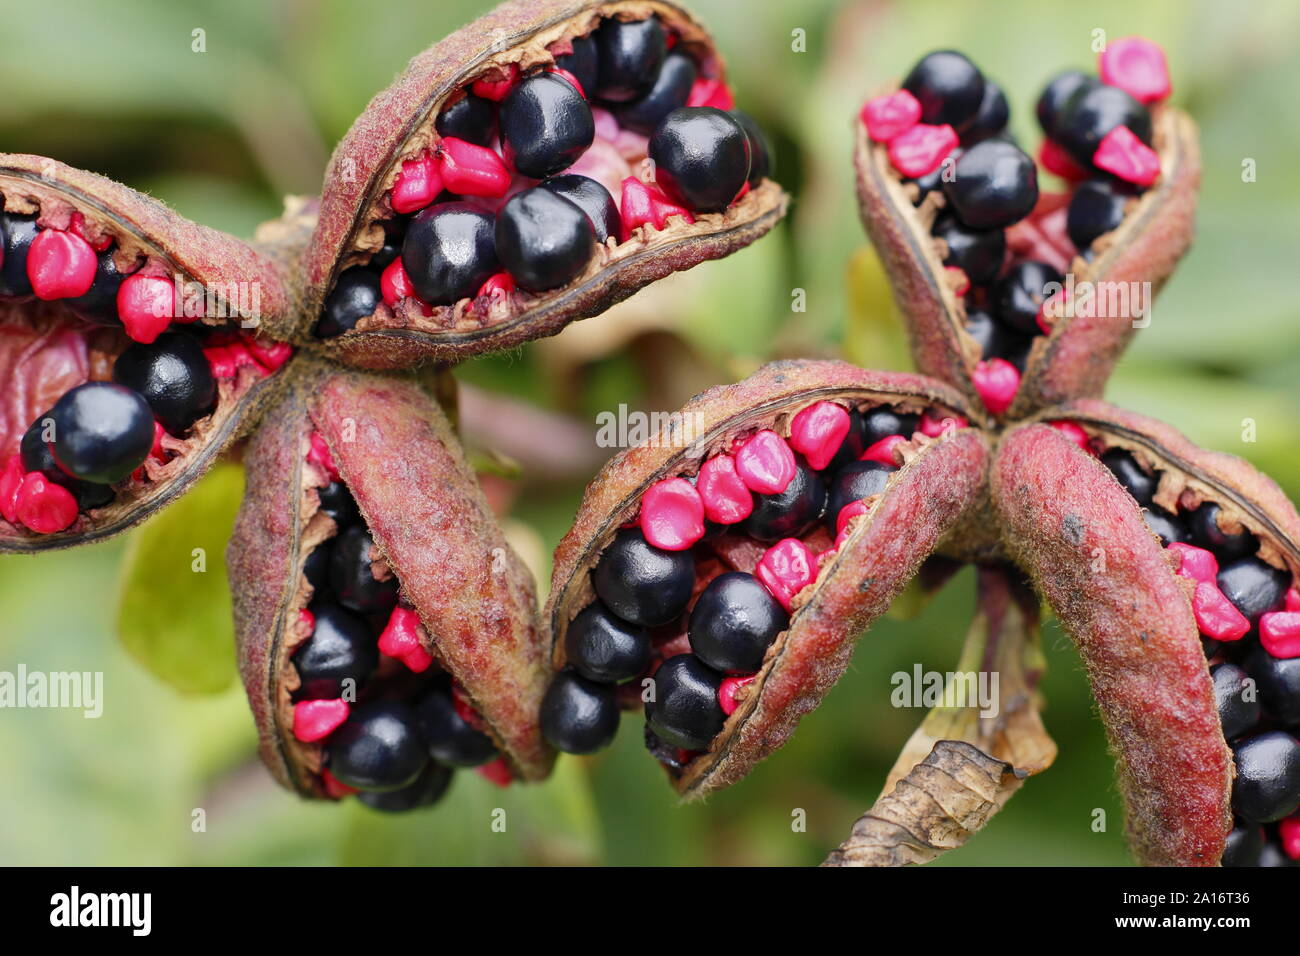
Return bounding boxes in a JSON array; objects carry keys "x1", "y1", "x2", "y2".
[{"x1": 1, "y1": 0, "x2": 1297, "y2": 866}]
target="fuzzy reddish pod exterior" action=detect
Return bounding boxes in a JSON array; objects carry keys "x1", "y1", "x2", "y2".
[
  {"x1": 227, "y1": 361, "x2": 552, "y2": 809},
  {"x1": 853, "y1": 43, "x2": 1198, "y2": 420},
  {"x1": 0, "y1": 153, "x2": 297, "y2": 552},
  {"x1": 301, "y1": 0, "x2": 787, "y2": 369},
  {"x1": 541, "y1": 360, "x2": 989, "y2": 799}
]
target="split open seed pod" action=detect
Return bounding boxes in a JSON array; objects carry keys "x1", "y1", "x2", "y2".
[
  {"x1": 227, "y1": 360, "x2": 552, "y2": 809},
  {"x1": 0, "y1": 153, "x2": 297, "y2": 552},
  {"x1": 301, "y1": 0, "x2": 788, "y2": 369}
]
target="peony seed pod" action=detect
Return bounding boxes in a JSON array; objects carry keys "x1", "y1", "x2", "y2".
[{"x1": 0, "y1": 153, "x2": 298, "y2": 552}]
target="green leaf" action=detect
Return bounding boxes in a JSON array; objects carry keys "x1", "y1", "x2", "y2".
[{"x1": 116, "y1": 462, "x2": 245, "y2": 695}]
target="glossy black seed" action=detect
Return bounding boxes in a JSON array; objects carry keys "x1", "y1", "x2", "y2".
[
  {"x1": 540, "y1": 669, "x2": 620, "y2": 754},
  {"x1": 1244, "y1": 646, "x2": 1300, "y2": 726},
  {"x1": 1067, "y1": 180, "x2": 1129, "y2": 251},
  {"x1": 1035, "y1": 70, "x2": 1095, "y2": 139},
  {"x1": 327, "y1": 700, "x2": 429, "y2": 792},
  {"x1": 565, "y1": 601, "x2": 651, "y2": 684},
  {"x1": 1218, "y1": 557, "x2": 1290, "y2": 623},
  {"x1": 994, "y1": 260, "x2": 1063, "y2": 335},
  {"x1": 825, "y1": 461, "x2": 896, "y2": 534},
  {"x1": 1189, "y1": 504, "x2": 1256, "y2": 562},
  {"x1": 615, "y1": 51, "x2": 696, "y2": 135},
  {"x1": 744, "y1": 455, "x2": 826, "y2": 542},
  {"x1": 292, "y1": 601, "x2": 379, "y2": 699},
  {"x1": 67, "y1": 248, "x2": 126, "y2": 326},
  {"x1": 112, "y1": 331, "x2": 216, "y2": 435},
  {"x1": 413, "y1": 686, "x2": 498, "y2": 767},
  {"x1": 943, "y1": 140, "x2": 1039, "y2": 230},
  {"x1": 330, "y1": 524, "x2": 400, "y2": 615},
  {"x1": 649, "y1": 107, "x2": 751, "y2": 213},
  {"x1": 48, "y1": 382, "x2": 154, "y2": 484},
  {"x1": 555, "y1": 34, "x2": 599, "y2": 94},
  {"x1": 906, "y1": 147, "x2": 962, "y2": 205},
  {"x1": 435, "y1": 92, "x2": 497, "y2": 147},
  {"x1": 1100, "y1": 449, "x2": 1156, "y2": 505},
  {"x1": 932, "y1": 213, "x2": 1005, "y2": 285},
  {"x1": 357, "y1": 761, "x2": 453, "y2": 812},
  {"x1": 966, "y1": 308, "x2": 1033, "y2": 370},
  {"x1": 689, "y1": 572, "x2": 788, "y2": 674},
  {"x1": 0, "y1": 213, "x2": 37, "y2": 297},
  {"x1": 901, "y1": 50, "x2": 986, "y2": 133},
  {"x1": 1211, "y1": 662, "x2": 1262, "y2": 740},
  {"x1": 861, "y1": 406, "x2": 920, "y2": 446},
  {"x1": 962, "y1": 80, "x2": 1009, "y2": 145},
  {"x1": 1056, "y1": 83, "x2": 1153, "y2": 168},
  {"x1": 499, "y1": 72, "x2": 595, "y2": 179},
  {"x1": 19, "y1": 415, "x2": 114, "y2": 509},
  {"x1": 729, "y1": 109, "x2": 772, "y2": 186},
  {"x1": 592, "y1": 16, "x2": 667, "y2": 103},
  {"x1": 401, "y1": 203, "x2": 499, "y2": 306},
  {"x1": 315, "y1": 268, "x2": 382, "y2": 338},
  {"x1": 495, "y1": 187, "x2": 595, "y2": 293},
  {"x1": 303, "y1": 542, "x2": 331, "y2": 593},
  {"x1": 592, "y1": 528, "x2": 694, "y2": 627},
  {"x1": 1230, "y1": 731, "x2": 1300, "y2": 823},
  {"x1": 644, "y1": 725, "x2": 689, "y2": 769},
  {"x1": 1143, "y1": 506, "x2": 1188, "y2": 546},
  {"x1": 538, "y1": 174, "x2": 619, "y2": 243},
  {"x1": 317, "y1": 481, "x2": 359, "y2": 527},
  {"x1": 1220, "y1": 823, "x2": 1265, "y2": 867},
  {"x1": 645, "y1": 653, "x2": 724, "y2": 751}
]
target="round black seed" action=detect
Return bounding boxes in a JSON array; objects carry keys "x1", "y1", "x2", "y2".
[
  {"x1": 649, "y1": 107, "x2": 751, "y2": 213},
  {"x1": 327, "y1": 700, "x2": 429, "y2": 792},
  {"x1": 861, "y1": 406, "x2": 920, "y2": 447},
  {"x1": 315, "y1": 267, "x2": 382, "y2": 338},
  {"x1": 1230, "y1": 731, "x2": 1300, "y2": 823},
  {"x1": 112, "y1": 331, "x2": 216, "y2": 435},
  {"x1": 499, "y1": 72, "x2": 595, "y2": 179},
  {"x1": 994, "y1": 260, "x2": 1064, "y2": 335},
  {"x1": 592, "y1": 528, "x2": 694, "y2": 627},
  {"x1": 1211, "y1": 662, "x2": 1262, "y2": 740},
  {"x1": 645, "y1": 654, "x2": 724, "y2": 751},
  {"x1": 965, "y1": 308, "x2": 1032, "y2": 370},
  {"x1": 1100, "y1": 449, "x2": 1156, "y2": 505},
  {"x1": 555, "y1": 34, "x2": 599, "y2": 94},
  {"x1": 495, "y1": 187, "x2": 595, "y2": 293},
  {"x1": 1067, "y1": 180, "x2": 1129, "y2": 251},
  {"x1": 1142, "y1": 505, "x2": 1188, "y2": 546},
  {"x1": 592, "y1": 16, "x2": 667, "y2": 103},
  {"x1": 932, "y1": 213, "x2": 1005, "y2": 285},
  {"x1": 729, "y1": 109, "x2": 772, "y2": 186},
  {"x1": 292, "y1": 601, "x2": 379, "y2": 700},
  {"x1": 67, "y1": 247, "x2": 126, "y2": 326},
  {"x1": 1035, "y1": 70, "x2": 1095, "y2": 139},
  {"x1": 435, "y1": 92, "x2": 497, "y2": 147},
  {"x1": 329, "y1": 524, "x2": 400, "y2": 615},
  {"x1": 1217, "y1": 557, "x2": 1290, "y2": 624},
  {"x1": 615, "y1": 51, "x2": 696, "y2": 135},
  {"x1": 961, "y1": 80, "x2": 1009, "y2": 145},
  {"x1": 1189, "y1": 503, "x2": 1256, "y2": 563},
  {"x1": 689, "y1": 572, "x2": 788, "y2": 674},
  {"x1": 303, "y1": 541, "x2": 331, "y2": 593},
  {"x1": 825, "y1": 460, "x2": 896, "y2": 535},
  {"x1": 1056, "y1": 83, "x2": 1153, "y2": 168},
  {"x1": 901, "y1": 50, "x2": 986, "y2": 133},
  {"x1": 538, "y1": 174, "x2": 620, "y2": 243},
  {"x1": 1244, "y1": 645, "x2": 1300, "y2": 726},
  {"x1": 413, "y1": 685, "x2": 498, "y2": 767},
  {"x1": 743, "y1": 454, "x2": 827, "y2": 542},
  {"x1": 1220, "y1": 823, "x2": 1265, "y2": 867},
  {"x1": 565, "y1": 601, "x2": 652, "y2": 684},
  {"x1": 317, "y1": 481, "x2": 360, "y2": 527},
  {"x1": 357, "y1": 762, "x2": 453, "y2": 813},
  {"x1": 540, "y1": 669, "x2": 620, "y2": 754},
  {"x1": 48, "y1": 382, "x2": 154, "y2": 485},
  {"x1": 19, "y1": 414, "x2": 115, "y2": 510},
  {"x1": 0, "y1": 213, "x2": 38, "y2": 298},
  {"x1": 401, "y1": 203, "x2": 499, "y2": 306},
  {"x1": 943, "y1": 140, "x2": 1039, "y2": 230}
]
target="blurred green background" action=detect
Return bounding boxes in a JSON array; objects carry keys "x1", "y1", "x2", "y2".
[{"x1": 2, "y1": 0, "x2": 1299, "y2": 866}]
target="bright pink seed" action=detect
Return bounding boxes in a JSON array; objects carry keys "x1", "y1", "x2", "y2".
[
  {"x1": 298, "y1": 607, "x2": 316, "y2": 632},
  {"x1": 718, "y1": 674, "x2": 756, "y2": 716},
  {"x1": 1168, "y1": 542, "x2": 1219, "y2": 584},
  {"x1": 471, "y1": 63, "x2": 520, "y2": 102},
  {"x1": 1280, "y1": 816, "x2": 1300, "y2": 860},
  {"x1": 755, "y1": 538, "x2": 817, "y2": 612},
  {"x1": 619, "y1": 176, "x2": 694, "y2": 238},
  {"x1": 477, "y1": 271, "x2": 516, "y2": 300},
  {"x1": 1099, "y1": 37, "x2": 1171, "y2": 105},
  {"x1": 68, "y1": 212, "x2": 112, "y2": 251},
  {"x1": 640, "y1": 477, "x2": 705, "y2": 551},
  {"x1": 861, "y1": 434, "x2": 906, "y2": 467},
  {"x1": 1288, "y1": 587, "x2": 1300, "y2": 612},
  {"x1": 14, "y1": 473, "x2": 78, "y2": 534},
  {"x1": 945, "y1": 265, "x2": 970, "y2": 297},
  {"x1": 919, "y1": 410, "x2": 967, "y2": 437},
  {"x1": 307, "y1": 432, "x2": 340, "y2": 482},
  {"x1": 1192, "y1": 581, "x2": 1250, "y2": 642},
  {"x1": 476, "y1": 757, "x2": 513, "y2": 788},
  {"x1": 861, "y1": 89, "x2": 922, "y2": 142},
  {"x1": 1037, "y1": 138, "x2": 1087, "y2": 181},
  {"x1": 887, "y1": 123, "x2": 958, "y2": 178},
  {"x1": 734, "y1": 430, "x2": 796, "y2": 495},
  {"x1": 117, "y1": 274, "x2": 175, "y2": 344},
  {"x1": 381, "y1": 256, "x2": 421, "y2": 309},
  {"x1": 1093, "y1": 125, "x2": 1160, "y2": 187},
  {"x1": 696, "y1": 454, "x2": 753, "y2": 525},
  {"x1": 293, "y1": 698, "x2": 350, "y2": 743},
  {"x1": 246, "y1": 338, "x2": 293, "y2": 372},
  {"x1": 391, "y1": 154, "x2": 444, "y2": 214},
  {"x1": 788, "y1": 401, "x2": 850, "y2": 471},
  {"x1": 1048, "y1": 420, "x2": 1092, "y2": 452},
  {"x1": 27, "y1": 229, "x2": 97, "y2": 300},
  {"x1": 438, "y1": 137, "x2": 511, "y2": 198},
  {"x1": 686, "y1": 75, "x2": 734, "y2": 110},
  {"x1": 0, "y1": 456, "x2": 24, "y2": 524},
  {"x1": 320, "y1": 768, "x2": 359, "y2": 798},
  {"x1": 972, "y1": 358, "x2": 1020, "y2": 415},
  {"x1": 1260, "y1": 612, "x2": 1300, "y2": 659},
  {"x1": 378, "y1": 605, "x2": 435, "y2": 673},
  {"x1": 149, "y1": 421, "x2": 167, "y2": 461},
  {"x1": 835, "y1": 498, "x2": 871, "y2": 538}
]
